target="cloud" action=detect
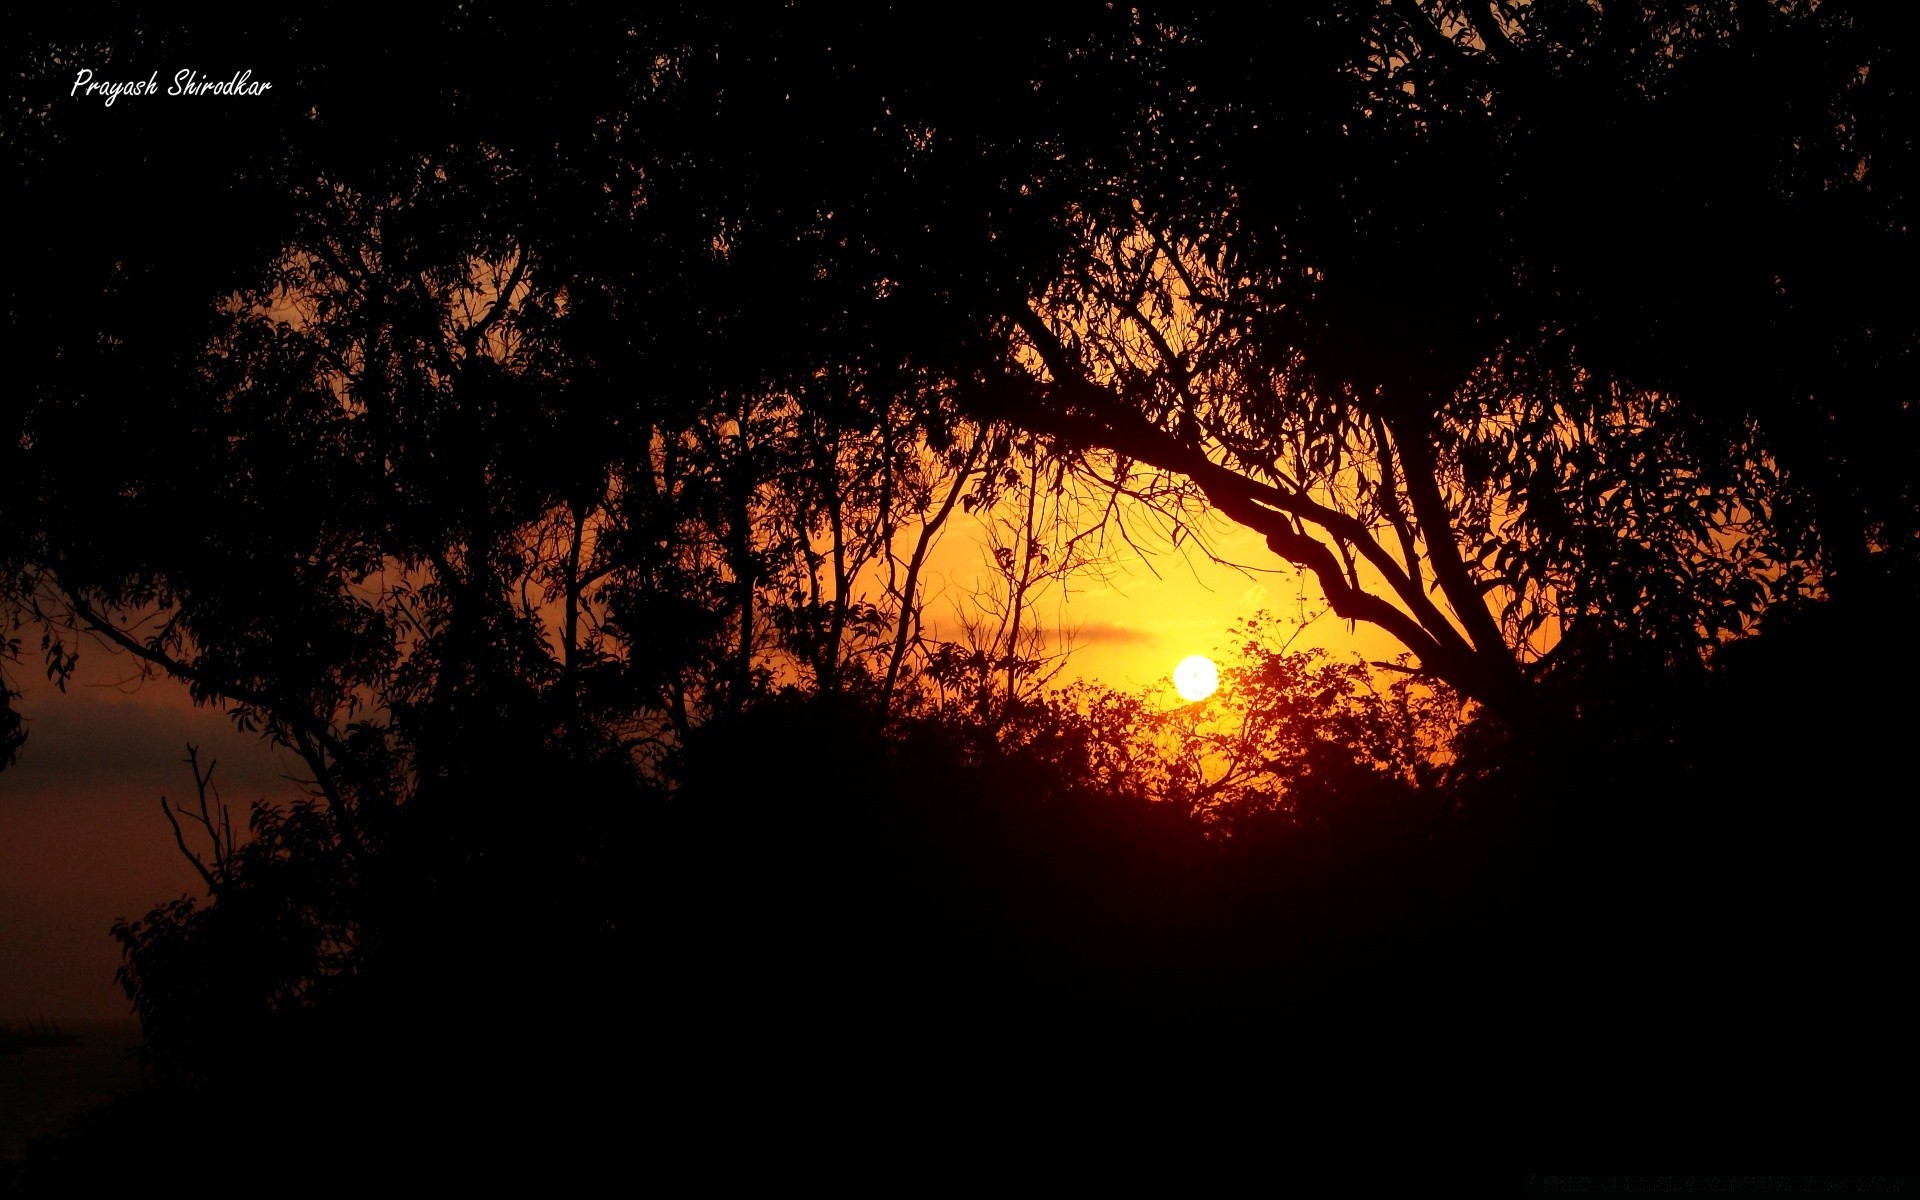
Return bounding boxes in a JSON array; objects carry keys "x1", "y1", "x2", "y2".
[
  {"x1": 1064, "y1": 622, "x2": 1156, "y2": 646},
  {"x1": 4, "y1": 689, "x2": 296, "y2": 799}
]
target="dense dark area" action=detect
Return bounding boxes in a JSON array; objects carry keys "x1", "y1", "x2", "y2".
[{"x1": 3, "y1": 1, "x2": 1914, "y2": 1185}]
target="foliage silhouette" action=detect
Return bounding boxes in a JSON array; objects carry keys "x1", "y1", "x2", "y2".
[
  {"x1": 1, "y1": 0, "x2": 1912, "y2": 1181},
  {"x1": 968, "y1": 1, "x2": 1920, "y2": 731}
]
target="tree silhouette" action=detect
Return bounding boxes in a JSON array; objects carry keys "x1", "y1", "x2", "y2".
[
  {"x1": 934, "y1": 1, "x2": 1917, "y2": 732},
  {"x1": 2, "y1": 2, "x2": 1913, "y2": 1180}
]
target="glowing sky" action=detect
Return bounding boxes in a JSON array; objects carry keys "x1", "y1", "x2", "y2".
[{"x1": 921, "y1": 501, "x2": 1406, "y2": 698}]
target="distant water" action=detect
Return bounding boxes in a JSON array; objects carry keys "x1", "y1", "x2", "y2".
[{"x1": 0, "y1": 1019, "x2": 145, "y2": 1161}]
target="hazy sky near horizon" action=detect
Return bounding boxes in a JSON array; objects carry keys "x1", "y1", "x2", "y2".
[
  {"x1": 0, "y1": 654, "x2": 301, "y2": 1020},
  {"x1": 0, "y1": 516, "x2": 1403, "y2": 1021}
]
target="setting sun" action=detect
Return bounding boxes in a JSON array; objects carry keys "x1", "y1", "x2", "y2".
[{"x1": 1173, "y1": 655, "x2": 1219, "y2": 702}]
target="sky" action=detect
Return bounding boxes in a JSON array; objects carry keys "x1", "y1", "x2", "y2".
[
  {"x1": 921, "y1": 491, "x2": 1408, "y2": 693},
  {"x1": 0, "y1": 513, "x2": 1405, "y2": 1022},
  {"x1": 0, "y1": 653, "x2": 301, "y2": 1021}
]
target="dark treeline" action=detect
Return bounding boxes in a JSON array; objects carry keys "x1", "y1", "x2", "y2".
[{"x1": 3, "y1": 2, "x2": 1913, "y2": 1184}]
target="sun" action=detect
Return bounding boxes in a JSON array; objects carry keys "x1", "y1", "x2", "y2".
[{"x1": 1173, "y1": 655, "x2": 1219, "y2": 702}]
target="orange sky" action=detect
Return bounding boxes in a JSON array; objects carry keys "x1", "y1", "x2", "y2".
[{"x1": 922, "y1": 498, "x2": 1406, "y2": 697}]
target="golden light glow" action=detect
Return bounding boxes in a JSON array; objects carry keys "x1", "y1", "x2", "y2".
[{"x1": 1172, "y1": 655, "x2": 1219, "y2": 702}]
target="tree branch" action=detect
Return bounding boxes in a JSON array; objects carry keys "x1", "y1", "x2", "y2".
[
  {"x1": 1004, "y1": 307, "x2": 1480, "y2": 666},
  {"x1": 59, "y1": 589, "x2": 366, "y2": 845}
]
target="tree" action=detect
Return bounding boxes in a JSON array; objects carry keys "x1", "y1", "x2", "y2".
[
  {"x1": 2, "y1": 8, "x2": 1910, "y2": 1180},
  {"x1": 7, "y1": 21, "x2": 1145, "y2": 1091},
  {"x1": 950, "y1": 1, "x2": 1911, "y2": 731}
]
